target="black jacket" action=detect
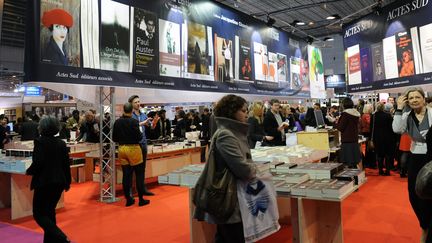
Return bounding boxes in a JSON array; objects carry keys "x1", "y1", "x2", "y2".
[
  {"x1": 263, "y1": 110, "x2": 284, "y2": 146},
  {"x1": 153, "y1": 118, "x2": 171, "y2": 139},
  {"x1": 201, "y1": 113, "x2": 211, "y2": 140},
  {"x1": 371, "y1": 111, "x2": 396, "y2": 156},
  {"x1": 113, "y1": 116, "x2": 142, "y2": 144},
  {"x1": 20, "y1": 121, "x2": 39, "y2": 141},
  {"x1": 42, "y1": 37, "x2": 68, "y2": 65},
  {"x1": 26, "y1": 136, "x2": 71, "y2": 190},
  {"x1": 173, "y1": 119, "x2": 187, "y2": 138},
  {"x1": 247, "y1": 117, "x2": 265, "y2": 149},
  {"x1": 77, "y1": 121, "x2": 99, "y2": 143}
]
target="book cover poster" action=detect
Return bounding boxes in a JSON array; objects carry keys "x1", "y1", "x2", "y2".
[
  {"x1": 383, "y1": 36, "x2": 399, "y2": 79},
  {"x1": 81, "y1": 0, "x2": 99, "y2": 69},
  {"x1": 360, "y1": 47, "x2": 372, "y2": 83},
  {"x1": 100, "y1": 0, "x2": 130, "y2": 72},
  {"x1": 186, "y1": 21, "x2": 214, "y2": 80},
  {"x1": 396, "y1": 31, "x2": 416, "y2": 77},
  {"x1": 300, "y1": 58, "x2": 310, "y2": 91},
  {"x1": 133, "y1": 8, "x2": 158, "y2": 75},
  {"x1": 277, "y1": 53, "x2": 288, "y2": 83},
  {"x1": 410, "y1": 27, "x2": 423, "y2": 75},
  {"x1": 235, "y1": 36, "x2": 252, "y2": 82},
  {"x1": 40, "y1": 0, "x2": 81, "y2": 67},
  {"x1": 371, "y1": 43, "x2": 385, "y2": 81},
  {"x1": 347, "y1": 44, "x2": 361, "y2": 85},
  {"x1": 308, "y1": 45, "x2": 325, "y2": 99},
  {"x1": 159, "y1": 19, "x2": 181, "y2": 77},
  {"x1": 253, "y1": 42, "x2": 268, "y2": 81},
  {"x1": 215, "y1": 35, "x2": 233, "y2": 82},
  {"x1": 268, "y1": 52, "x2": 278, "y2": 82},
  {"x1": 290, "y1": 57, "x2": 301, "y2": 90},
  {"x1": 420, "y1": 23, "x2": 432, "y2": 73}
]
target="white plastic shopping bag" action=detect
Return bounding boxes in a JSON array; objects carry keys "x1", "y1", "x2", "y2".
[{"x1": 237, "y1": 173, "x2": 280, "y2": 243}]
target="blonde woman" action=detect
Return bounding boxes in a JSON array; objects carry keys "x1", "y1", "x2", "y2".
[{"x1": 247, "y1": 101, "x2": 273, "y2": 148}]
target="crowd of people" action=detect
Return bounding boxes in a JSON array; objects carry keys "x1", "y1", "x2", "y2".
[{"x1": 2, "y1": 90, "x2": 432, "y2": 242}]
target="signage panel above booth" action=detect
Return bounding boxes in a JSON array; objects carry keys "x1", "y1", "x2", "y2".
[
  {"x1": 343, "y1": 0, "x2": 432, "y2": 92},
  {"x1": 25, "y1": 0, "x2": 327, "y2": 98}
]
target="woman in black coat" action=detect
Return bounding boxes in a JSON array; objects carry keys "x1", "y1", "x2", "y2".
[
  {"x1": 26, "y1": 116, "x2": 71, "y2": 243},
  {"x1": 247, "y1": 102, "x2": 273, "y2": 148},
  {"x1": 371, "y1": 103, "x2": 397, "y2": 175}
]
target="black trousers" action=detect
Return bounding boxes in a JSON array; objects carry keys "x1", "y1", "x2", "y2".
[
  {"x1": 408, "y1": 153, "x2": 432, "y2": 232},
  {"x1": 33, "y1": 184, "x2": 68, "y2": 243},
  {"x1": 215, "y1": 222, "x2": 245, "y2": 243},
  {"x1": 122, "y1": 162, "x2": 145, "y2": 199},
  {"x1": 140, "y1": 143, "x2": 149, "y2": 190},
  {"x1": 377, "y1": 155, "x2": 392, "y2": 173}
]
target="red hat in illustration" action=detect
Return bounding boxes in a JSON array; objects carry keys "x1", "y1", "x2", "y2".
[{"x1": 42, "y1": 9, "x2": 73, "y2": 28}]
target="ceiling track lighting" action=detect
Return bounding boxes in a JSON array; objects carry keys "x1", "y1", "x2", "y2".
[
  {"x1": 323, "y1": 37, "x2": 334, "y2": 41},
  {"x1": 326, "y1": 14, "x2": 341, "y2": 20},
  {"x1": 291, "y1": 20, "x2": 305, "y2": 26}
]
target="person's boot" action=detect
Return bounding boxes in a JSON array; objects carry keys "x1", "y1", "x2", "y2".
[
  {"x1": 125, "y1": 197, "x2": 135, "y2": 207},
  {"x1": 139, "y1": 198, "x2": 150, "y2": 206}
]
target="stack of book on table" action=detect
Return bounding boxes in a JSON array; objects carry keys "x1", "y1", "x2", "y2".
[
  {"x1": 290, "y1": 179, "x2": 354, "y2": 199},
  {"x1": 288, "y1": 163, "x2": 344, "y2": 179},
  {"x1": 334, "y1": 168, "x2": 366, "y2": 185}
]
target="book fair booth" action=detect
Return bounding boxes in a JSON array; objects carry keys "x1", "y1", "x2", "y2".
[{"x1": 1, "y1": 0, "x2": 432, "y2": 242}]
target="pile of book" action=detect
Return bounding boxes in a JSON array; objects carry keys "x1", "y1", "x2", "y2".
[
  {"x1": 158, "y1": 164, "x2": 205, "y2": 187},
  {"x1": 334, "y1": 168, "x2": 366, "y2": 185},
  {"x1": 251, "y1": 145, "x2": 321, "y2": 164},
  {"x1": 288, "y1": 163, "x2": 344, "y2": 179},
  {"x1": 0, "y1": 156, "x2": 32, "y2": 173},
  {"x1": 290, "y1": 179, "x2": 354, "y2": 199}
]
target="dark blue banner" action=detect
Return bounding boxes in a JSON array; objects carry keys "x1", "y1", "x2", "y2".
[
  {"x1": 343, "y1": 0, "x2": 432, "y2": 92},
  {"x1": 25, "y1": 0, "x2": 312, "y2": 97}
]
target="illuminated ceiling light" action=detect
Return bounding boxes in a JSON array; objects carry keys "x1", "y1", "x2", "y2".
[
  {"x1": 324, "y1": 37, "x2": 334, "y2": 41},
  {"x1": 308, "y1": 21, "x2": 315, "y2": 25},
  {"x1": 326, "y1": 14, "x2": 340, "y2": 20},
  {"x1": 12, "y1": 75, "x2": 16, "y2": 78},
  {"x1": 291, "y1": 20, "x2": 305, "y2": 26}
]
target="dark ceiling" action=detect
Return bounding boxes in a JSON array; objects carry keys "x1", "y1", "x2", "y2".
[{"x1": 214, "y1": 0, "x2": 397, "y2": 41}]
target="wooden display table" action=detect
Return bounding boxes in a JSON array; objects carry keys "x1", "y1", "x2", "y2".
[
  {"x1": 0, "y1": 171, "x2": 64, "y2": 220},
  {"x1": 86, "y1": 147, "x2": 202, "y2": 183}
]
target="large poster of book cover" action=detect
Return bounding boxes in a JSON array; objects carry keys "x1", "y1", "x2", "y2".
[
  {"x1": 360, "y1": 47, "x2": 372, "y2": 83},
  {"x1": 40, "y1": 0, "x2": 81, "y2": 67},
  {"x1": 214, "y1": 35, "x2": 233, "y2": 82},
  {"x1": 185, "y1": 21, "x2": 214, "y2": 80},
  {"x1": 347, "y1": 44, "x2": 362, "y2": 85},
  {"x1": 81, "y1": 0, "x2": 99, "y2": 69},
  {"x1": 159, "y1": 19, "x2": 181, "y2": 77},
  {"x1": 253, "y1": 42, "x2": 268, "y2": 81},
  {"x1": 267, "y1": 52, "x2": 278, "y2": 82},
  {"x1": 133, "y1": 8, "x2": 158, "y2": 75},
  {"x1": 396, "y1": 31, "x2": 416, "y2": 77},
  {"x1": 371, "y1": 43, "x2": 385, "y2": 81},
  {"x1": 290, "y1": 57, "x2": 301, "y2": 90},
  {"x1": 383, "y1": 36, "x2": 399, "y2": 79},
  {"x1": 100, "y1": 0, "x2": 131, "y2": 72},
  {"x1": 277, "y1": 53, "x2": 288, "y2": 83},
  {"x1": 308, "y1": 45, "x2": 325, "y2": 99},
  {"x1": 235, "y1": 36, "x2": 252, "y2": 82},
  {"x1": 420, "y1": 23, "x2": 432, "y2": 73}
]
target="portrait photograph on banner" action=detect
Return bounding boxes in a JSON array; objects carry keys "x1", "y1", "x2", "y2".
[
  {"x1": 100, "y1": 0, "x2": 131, "y2": 73},
  {"x1": 159, "y1": 19, "x2": 181, "y2": 77},
  {"x1": 40, "y1": 0, "x2": 81, "y2": 67}
]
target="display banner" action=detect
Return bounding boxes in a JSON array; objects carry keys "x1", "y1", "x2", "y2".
[
  {"x1": 25, "y1": 0, "x2": 318, "y2": 97},
  {"x1": 343, "y1": 0, "x2": 432, "y2": 92}
]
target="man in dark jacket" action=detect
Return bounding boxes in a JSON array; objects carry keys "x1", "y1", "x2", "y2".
[
  {"x1": 76, "y1": 111, "x2": 99, "y2": 143},
  {"x1": 113, "y1": 102, "x2": 149, "y2": 207},
  {"x1": 21, "y1": 115, "x2": 40, "y2": 141},
  {"x1": 263, "y1": 99, "x2": 288, "y2": 146}
]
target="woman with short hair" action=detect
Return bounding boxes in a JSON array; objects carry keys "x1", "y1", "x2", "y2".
[
  {"x1": 393, "y1": 87, "x2": 432, "y2": 242},
  {"x1": 26, "y1": 116, "x2": 71, "y2": 243}
]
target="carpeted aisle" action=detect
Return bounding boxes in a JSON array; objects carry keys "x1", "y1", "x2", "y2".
[{"x1": 0, "y1": 169, "x2": 420, "y2": 243}]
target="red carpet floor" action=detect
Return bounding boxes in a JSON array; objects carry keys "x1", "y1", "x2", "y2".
[{"x1": 0, "y1": 169, "x2": 420, "y2": 243}]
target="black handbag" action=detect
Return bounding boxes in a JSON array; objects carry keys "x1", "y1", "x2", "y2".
[
  {"x1": 416, "y1": 161, "x2": 432, "y2": 199},
  {"x1": 192, "y1": 129, "x2": 237, "y2": 220}
]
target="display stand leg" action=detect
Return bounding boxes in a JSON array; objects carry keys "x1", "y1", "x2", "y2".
[{"x1": 291, "y1": 197, "x2": 343, "y2": 243}]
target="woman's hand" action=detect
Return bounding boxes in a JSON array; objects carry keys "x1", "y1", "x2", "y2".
[
  {"x1": 397, "y1": 95, "x2": 407, "y2": 110},
  {"x1": 264, "y1": 136, "x2": 274, "y2": 141}
]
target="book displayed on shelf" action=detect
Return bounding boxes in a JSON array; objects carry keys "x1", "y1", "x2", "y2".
[
  {"x1": 383, "y1": 35, "x2": 399, "y2": 79},
  {"x1": 274, "y1": 181, "x2": 297, "y2": 193},
  {"x1": 420, "y1": 23, "x2": 432, "y2": 73},
  {"x1": 334, "y1": 169, "x2": 366, "y2": 185},
  {"x1": 360, "y1": 47, "x2": 372, "y2": 83}
]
